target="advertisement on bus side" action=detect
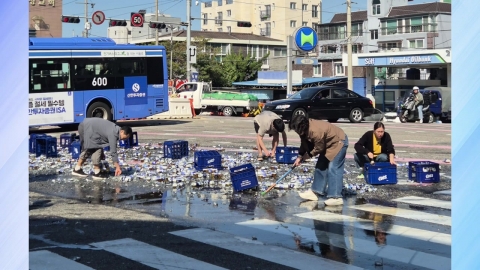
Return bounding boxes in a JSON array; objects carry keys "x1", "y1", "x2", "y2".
[{"x1": 28, "y1": 92, "x2": 74, "y2": 126}]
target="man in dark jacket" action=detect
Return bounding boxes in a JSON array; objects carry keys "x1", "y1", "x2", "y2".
[
  {"x1": 72, "y1": 118, "x2": 133, "y2": 179},
  {"x1": 354, "y1": 122, "x2": 396, "y2": 179}
]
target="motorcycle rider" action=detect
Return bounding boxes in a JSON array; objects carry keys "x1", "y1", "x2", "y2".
[{"x1": 412, "y1": 86, "x2": 424, "y2": 123}]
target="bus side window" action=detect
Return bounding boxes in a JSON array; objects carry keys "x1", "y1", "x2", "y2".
[
  {"x1": 118, "y1": 57, "x2": 146, "y2": 76},
  {"x1": 72, "y1": 58, "x2": 116, "y2": 90},
  {"x1": 146, "y1": 56, "x2": 165, "y2": 85},
  {"x1": 29, "y1": 59, "x2": 72, "y2": 93}
]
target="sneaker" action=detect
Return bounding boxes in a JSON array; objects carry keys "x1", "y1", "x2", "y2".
[
  {"x1": 324, "y1": 198, "x2": 343, "y2": 206},
  {"x1": 92, "y1": 171, "x2": 108, "y2": 180},
  {"x1": 72, "y1": 168, "x2": 88, "y2": 177},
  {"x1": 298, "y1": 190, "x2": 319, "y2": 201},
  {"x1": 357, "y1": 173, "x2": 365, "y2": 179},
  {"x1": 299, "y1": 201, "x2": 319, "y2": 211}
]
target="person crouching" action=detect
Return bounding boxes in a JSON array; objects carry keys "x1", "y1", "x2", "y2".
[
  {"x1": 72, "y1": 117, "x2": 133, "y2": 179},
  {"x1": 354, "y1": 122, "x2": 396, "y2": 179}
]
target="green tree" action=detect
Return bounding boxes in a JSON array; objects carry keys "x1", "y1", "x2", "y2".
[
  {"x1": 221, "y1": 52, "x2": 268, "y2": 86},
  {"x1": 151, "y1": 37, "x2": 268, "y2": 87},
  {"x1": 155, "y1": 40, "x2": 187, "y2": 79}
]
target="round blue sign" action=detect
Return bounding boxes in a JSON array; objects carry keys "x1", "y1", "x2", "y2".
[{"x1": 294, "y1": 27, "x2": 318, "y2": 52}]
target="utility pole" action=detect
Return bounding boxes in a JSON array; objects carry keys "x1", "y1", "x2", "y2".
[
  {"x1": 347, "y1": 0, "x2": 353, "y2": 90},
  {"x1": 76, "y1": 1, "x2": 93, "y2": 37},
  {"x1": 155, "y1": 0, "x2": 159, "y2": 45},
  {"x1": 84, "y1": 0, "x2": 89, "y2": 37},
  {"x1": 186, "y1": 0, "x2": 192, "y2": 81}
]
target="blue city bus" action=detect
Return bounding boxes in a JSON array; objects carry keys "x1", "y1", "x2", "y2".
[{"x1": 29, "y1": 37, "x2": 169, "y2": 127}]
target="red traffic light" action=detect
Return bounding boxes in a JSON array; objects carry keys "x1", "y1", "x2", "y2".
[
  {"x1": 109, "y1": 20, "x2": 127, "y2": 27},
  {"x1": 61, "y1": 16, "x2": 80, "y2": 23},
  {"x1": 237, "y1": 21, "x2": 252, "y2": 28},
  {"x1": 149, "y1": 22, "x2": 166, "y2": 29}
]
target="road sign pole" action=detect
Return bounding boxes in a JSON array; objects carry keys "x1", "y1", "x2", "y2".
[
  {"x1": 347, "y1": 0, "x2": 353, "y2": 90},
  {"x1": 287, "y1": 35, "x2": 292, "y2": 96}
]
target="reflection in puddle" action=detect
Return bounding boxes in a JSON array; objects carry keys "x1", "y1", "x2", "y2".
[
  {"x1": 229, "y1": 194, "x2": 257, "y2": 214},
  {"x1": 314, "y1": 206, "x2": 350, "y2": 264},
  {"x1": 73, "y1": 182, "x2": 164, "y2": 205}
]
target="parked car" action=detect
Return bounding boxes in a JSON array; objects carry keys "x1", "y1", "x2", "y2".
[{"x1": 263, "y1": 86, "x2": 375, "y2": 123}]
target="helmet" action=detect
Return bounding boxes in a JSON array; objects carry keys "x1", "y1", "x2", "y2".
[{"x1": 413, "y1": 86, "x2": 419, "y2": 90}]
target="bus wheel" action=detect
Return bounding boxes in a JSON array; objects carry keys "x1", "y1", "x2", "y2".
[{"x1": 87, "y1": 102, "x2": 113, "y2": 121}]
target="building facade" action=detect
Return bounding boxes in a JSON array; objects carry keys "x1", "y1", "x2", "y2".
[
  {"x1": 310, "y1": 1, "x2": 451, "y2": 112},
  {"x1": 200, "y1": 0, "x2": 322, "y2": 42},
  {"x1": 107, "y1": 13, "x2": 182, "y2": 44},
  {"x1": 130, "y1": 30, "x2": 287, "y2": 74},
  {"x1": 29, "y1": 0, "x2": 63, "y2": 37}
]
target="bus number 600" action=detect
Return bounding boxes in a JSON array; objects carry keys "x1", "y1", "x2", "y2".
[{"x1": 92, "y1": 77, "x2": 108, "y2": 87}]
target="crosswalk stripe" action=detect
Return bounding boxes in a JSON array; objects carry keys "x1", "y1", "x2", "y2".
[
  {"x1": 348, "y1": 204, "x2": 451, "y2": 226},
  {"x1": 90, "y1": 238, "x2": 227, "y2": 270},
  {"x1": 292, "y1": 211, "x2": 450, "y2": 245},
  {"x1": 29, "y1": 250, "x2": 94, "y2": 270},
  {"x1": 392, "y1": 196, "x2": 451, "y2": 210},
  {"x1": 170, "y1": 228, "x2": 363, "y2": 270},
  {"x1": 236, "y1": 219, "x2": 450, "y2": 270}
]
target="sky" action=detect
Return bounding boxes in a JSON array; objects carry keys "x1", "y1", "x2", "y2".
[
  {"x1": 61, "y1": 0, "x2": 438, "y2": 38},
  {"x1": 63, "y1": 0, "x2": 435, "y2": 37}
]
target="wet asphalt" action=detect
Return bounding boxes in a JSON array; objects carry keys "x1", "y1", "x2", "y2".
[{"x1": 29, "y1": 116, "x2": 452, "y2": 270}]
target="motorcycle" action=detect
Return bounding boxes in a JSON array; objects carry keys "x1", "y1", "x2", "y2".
[{"x1": 398, "y1": 94, "x2": 433, "y2": 123}]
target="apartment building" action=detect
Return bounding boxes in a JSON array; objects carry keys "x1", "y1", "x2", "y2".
[
  {"x1": 200, "y1": 0, "x2": 322, "y2": 41},
  {"x1": 315, "y1": 1, "x2": 451, "y2": 80}
]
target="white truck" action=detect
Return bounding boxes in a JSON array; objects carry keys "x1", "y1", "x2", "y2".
[{"x1": 173, "y1": 82, "x2": 259, "y2": 116}]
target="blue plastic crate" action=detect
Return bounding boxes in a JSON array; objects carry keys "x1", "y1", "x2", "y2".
[
  {"x1": 194, "y1": 150, "x2": 223, "y2": 170},
  {"x1": 59, "y1": 133, "x2": 76, "y2": 148},
  {"x1": 408, "y1": 161, "x2": 440, "y2": 183},
  {"x1": 29, "y1": 133, "x2": 47, "y2": 153},
  {"x1": 35, "y1": 136, "x2": 58, "y2": 158},
  {"x1": 229, "y1": 163, "x2": 259, "y2": 192},
  {"x1": 163, "y1": 140, "x2": 189, "y2": 159},
  {"x1": 364, "y1": 162, "x2": 397, "y2": 185},
  {"x1": 119, "y1": 131, "x2": 139, "y2": 148},
  {"x1": 70, "y1": 141, "x2": 82, "y2": 159},
  {"x1": 275, "y1": 147, "x2": 300, "y2": 164}
]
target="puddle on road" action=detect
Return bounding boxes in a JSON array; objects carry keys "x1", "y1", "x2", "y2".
[{"x1": 28, "y1": 145, "x2": 452, "y2": 269}]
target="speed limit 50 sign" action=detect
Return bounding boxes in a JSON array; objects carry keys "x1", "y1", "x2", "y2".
[{"x1": 130, "y1": 13, "x2": 144, "y2": 27}]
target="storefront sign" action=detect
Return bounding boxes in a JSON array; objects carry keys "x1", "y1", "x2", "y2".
[{"x1": 359, "y1": 54, "x2": 446, "y2": 66}]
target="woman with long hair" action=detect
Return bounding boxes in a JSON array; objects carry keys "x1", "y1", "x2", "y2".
[
  {"x1": 354, "y1": 122, "x2": 396, "y2": 179},
  {"x1": 290, "y1": 115, "x2": 349, "y2": 206}
]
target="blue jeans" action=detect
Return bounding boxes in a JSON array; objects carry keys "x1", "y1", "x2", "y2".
[
  {"x1": 353, "y1": 153, "x2": 389, "y2": 168},
  {"x1": 417, "y1": 105, "x2": 423, "y2": 121},
  {"x1": 311, "y1": 135, "x2": 348, "y2": 199}
]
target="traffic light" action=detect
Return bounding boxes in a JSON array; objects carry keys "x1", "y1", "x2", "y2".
[
  {"x1": 237, "y1": 21, "x2": 252, "y2": 27},
  {"x1": 109, "y1": 20, "x2": 127, "y2": 27},
  {"x1": 149, "y1": 22, "x2": 166, "y2": 29},
  {"x1": 61, "y1": 16, "x2": 80, "y2": 23}
]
